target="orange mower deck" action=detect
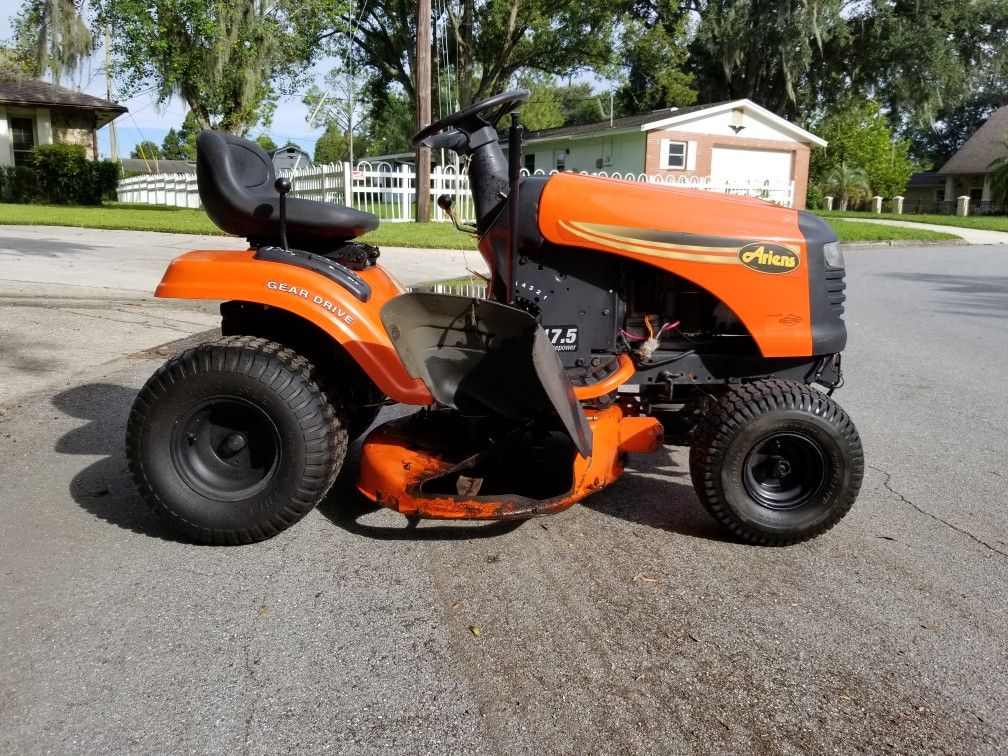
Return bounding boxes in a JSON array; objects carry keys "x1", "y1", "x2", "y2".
[{"x1": 357, "y1": 405, "x2": 663, "y2": 520}]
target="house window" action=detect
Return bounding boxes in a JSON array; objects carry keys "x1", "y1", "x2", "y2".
[
  {"x1": 10, "y1": 117, "x2": 35, "y2": 167},
  {"x1": 663, "y1": 140, "x2": 686, "y2": 169},
  {"x1": 524, "y1": 153, "x2": 535, "y2": 173},
  {"x1": 935, "y1": 188, "x2": 945, "y2": 203},
  {"x1": 554, "y1": 149, "x2": 566, "y2": 172}
]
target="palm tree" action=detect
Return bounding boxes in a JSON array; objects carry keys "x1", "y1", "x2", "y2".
[
  {"x1": 988, "y1": 136, "x2": 1008, "y2": 212},
  {"x1": 824, "y1": 162, "x2": 872, "y2": 211}
]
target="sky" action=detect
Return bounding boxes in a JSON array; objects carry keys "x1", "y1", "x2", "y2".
[{"x1": 0, "y1": 0, "x2": 330, "y2": 158}]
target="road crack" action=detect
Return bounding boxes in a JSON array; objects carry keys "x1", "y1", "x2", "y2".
[{"x1": 870, "y1": 464, "x2": 1007, "y2": 558}]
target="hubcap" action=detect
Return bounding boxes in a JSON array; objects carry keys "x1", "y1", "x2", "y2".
[
  {"x1": 171, "y1": 397, "x2": 281, "y2": 501},
  {"x1": 742, "y1": 432, "x2": 828, "y2": 510}
]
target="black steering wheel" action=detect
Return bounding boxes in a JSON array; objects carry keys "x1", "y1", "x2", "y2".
[{"x1": 411, "y1": 89, "x2": 530, "y2": 148}]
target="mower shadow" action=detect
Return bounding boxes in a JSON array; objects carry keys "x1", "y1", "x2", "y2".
[
  {"x1": 0, "y1": 235, "x2": 98, "y2": 259},
  {"x1": 52, "y1": 381, "x2": 179, "y2": 541},
  {"x1": 580, "y1": 451, "x2": 731, "y2": 542}
]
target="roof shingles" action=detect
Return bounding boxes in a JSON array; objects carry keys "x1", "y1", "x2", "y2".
[
  {"x1": 939, "y1": 105, "x2": 1008, "y2": 175},
  {"x1": 0, "y1": 76, "x2": 127, "y2": 122},
  {"x1": 523, "y1": 102, "x2": 722, "y2": 142}
]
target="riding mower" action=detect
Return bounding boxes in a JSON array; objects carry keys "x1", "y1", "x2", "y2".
[{"x1": 126, "y1": 90, "x2": 863, "y2": 546}]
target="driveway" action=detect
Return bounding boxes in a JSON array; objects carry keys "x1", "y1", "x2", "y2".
[
  {"x1": 0, "y1": 225, "x2": 484, "y2": 405},
  {"x1": 1, "y1": 233, "x2": 1005, "y2": 754}
]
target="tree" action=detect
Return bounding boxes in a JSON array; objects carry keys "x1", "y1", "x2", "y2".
[
  {"x1": 824, "y1": 162, "x2": 871, "y2": 211},
  {"x1": 685, "y1": 0, "x2": 849, "y2": 120},
  {"x1": 303, "y1": 62, "x2": 371, "y2": 164},
  {"x1": 615, "y1": 5, "x2": 695, "y2": 115},
  {"x1": 518, "y1": 75, "x2": 565, "y2": 131},
  {"x1": 96, "y1": 0, "x2": 343, "y2": 134},
  {"x1": 362, "y1": 87, "x2": 415, "y2": 157},
  {"x1": 848, "y1": 0, "x2": 1008, "y2": 136},
  {"x1": 130, "y1": 140, "x2": 163, "y2": 161},
  {"x1": 313, "y1": 123, "x2": 350, "y2": 164},
  {"x1": 12, "y1": 0, "x2": 94, "y2": 85},
  {"x1": 160, "y1": 128, "x2": 188, "y2": 160},
  {"x1": 809, "y1": 99, "x2": 915, "y2": 200},
  {"x1": 553, "y1": 82, "x2": 611, "y2": 126},
  {"x1": 175, "y1": 111, "x2": 200, "y2": 161},
  {"x1": 911, "y1": 96, "x2": 1004, "y2": 170},
  {"x1": 348, "y1": 0, "x2": 615, "y2": 110},
  {"x1": 254, "y1": 134, "x2": 278, "y2": 153}
]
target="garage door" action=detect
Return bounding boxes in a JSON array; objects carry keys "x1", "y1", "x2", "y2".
[{"x1": 710, "y1": 146, "x2": 793, "y2": 183}]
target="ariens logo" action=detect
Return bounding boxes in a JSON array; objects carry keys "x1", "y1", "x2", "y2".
[{"x1": 737, "y1": 242, "x2": 800, "y2": 274}]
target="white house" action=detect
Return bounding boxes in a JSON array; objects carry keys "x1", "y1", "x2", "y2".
[
  {"x1": 0, "y1": 76, "x2": 126, "y2": 165},
  {"x1": 520, "y1": 99, "x2": 826, "y2": 208}
]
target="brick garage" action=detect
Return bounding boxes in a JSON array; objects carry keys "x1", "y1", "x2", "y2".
[{"x1": 644, "y1": 131, "x2": 813, "y2": 209}]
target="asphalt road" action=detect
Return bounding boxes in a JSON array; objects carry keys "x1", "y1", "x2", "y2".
[{"x1": 1, "y1": 237, "x2": 1006, "y2": 755}]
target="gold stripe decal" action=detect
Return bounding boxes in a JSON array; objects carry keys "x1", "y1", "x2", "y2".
[{"x1": 558, "y1": 220, "x2": 800, "y2": 267}]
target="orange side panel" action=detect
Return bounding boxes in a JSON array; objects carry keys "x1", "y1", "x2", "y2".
[
  {"x1": 538, "y1": 173, "x2": 814, "y2": 357},
  {"x1": 155, "y1": 249, "x2": 432, "y2": 405}
]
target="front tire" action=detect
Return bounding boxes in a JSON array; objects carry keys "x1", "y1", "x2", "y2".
[
  {"x1": 689, "y1": 379, "x2": 863, "y2": 545},
  {"x1": 126, "y1": 336, "x2": 348, "y2": 544}
]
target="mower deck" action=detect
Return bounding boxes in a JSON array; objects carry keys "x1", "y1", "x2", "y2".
[{"x1": 357, "y1": 406, "x2": 663, "y2": 520}]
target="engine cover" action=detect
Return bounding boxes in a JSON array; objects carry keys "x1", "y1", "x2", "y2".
[{"x1": 512, "y1": 245, "x2": 623, "y2": 368}]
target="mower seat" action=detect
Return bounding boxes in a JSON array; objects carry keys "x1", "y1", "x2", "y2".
[{"x1": 196, "y1": 131, "x2": 379, "y2": 250}]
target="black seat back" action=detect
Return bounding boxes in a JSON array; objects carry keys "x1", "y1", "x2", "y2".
[
  {"x1": 196, "y1": 131, "x2": 276, "y2": 236},
  {"x1": 196, "y1": 131, "x2": 379, "y2": 249}
]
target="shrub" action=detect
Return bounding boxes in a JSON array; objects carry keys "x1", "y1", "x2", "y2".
[
  {"x1": 805, "y1": 182, "x2": 824, "y2": 210},
  {"x1": 7, "y1": 143, "x2": 121, "y2": 205},
  {"x1": 824, "y1": 162, "x2": 871, "y2": 211},
  {"x1": 86, "y1": 160, "x2": 122, "y2": 204},
  {"x1": 32, "y1": 143, "x2": 91, "y2": 204},
  {"x1": 0, "y1": 165, "x2": 36, "y2": 203}
]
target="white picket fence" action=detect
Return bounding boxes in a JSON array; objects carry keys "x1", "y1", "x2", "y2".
[{"x1": 117, "y1": 163, "x2": 795, "y2": 221}]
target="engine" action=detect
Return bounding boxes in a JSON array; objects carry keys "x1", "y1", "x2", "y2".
[{"x1": 513, "y1": 244, "x2": 749, "y2": 379}]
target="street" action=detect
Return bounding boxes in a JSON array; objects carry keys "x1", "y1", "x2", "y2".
[{"x1": 1, "y1": 228, "x2": 1006, "y2": 754}]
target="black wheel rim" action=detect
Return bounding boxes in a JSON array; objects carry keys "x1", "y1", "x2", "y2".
[
  {"x1": 171, "y1": 397, "x2": 281, "y2": 501},
  {"x1": 742, "y1": 432, "x2": 828, "y2": 510}
]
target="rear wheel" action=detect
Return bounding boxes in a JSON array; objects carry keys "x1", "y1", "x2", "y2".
[
  {"x1": 127, "y1": 336, "x2": 348, "y2": 544},
  {"x1": 689, "y1": 379, "x2": 863, "y2": 545}
]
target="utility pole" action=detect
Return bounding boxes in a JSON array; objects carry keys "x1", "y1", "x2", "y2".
[
  {"x1": 347, "y1": 0, "x2": 356, "y2": 167},
  {"x1": 415, "y1": 0, "x2": 432, "y2": 222},
  {"x1": 104, "y1": 26, "x2": 119, "y2": 162}
]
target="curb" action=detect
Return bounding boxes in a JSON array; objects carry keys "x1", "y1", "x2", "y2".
[{"x1": 841, "y1": 239, "x2": 971, "y2": 250}]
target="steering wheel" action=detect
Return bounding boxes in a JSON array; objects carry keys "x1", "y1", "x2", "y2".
[{"x1": 411, "y1": 89, "x2": 530, "y2": 148}]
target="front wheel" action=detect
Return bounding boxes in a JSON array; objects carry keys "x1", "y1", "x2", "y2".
[
  {"x1": 126, "y1": 336, "x2": 348, "y2": 544},
  {"x1": 689, "y1": 379, "x2": 863, "y2": 545}
]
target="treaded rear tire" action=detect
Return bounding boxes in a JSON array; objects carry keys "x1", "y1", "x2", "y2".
[
  {"x1": 689, "y1": 378, "x2": 863, "y2": 545},
  {"x1": 126, "y1": 335, "x2": 348, "y2": 544}
]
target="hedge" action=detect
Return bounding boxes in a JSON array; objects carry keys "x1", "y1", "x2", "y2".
[{"x1": 0, "y1": 143, "x2": 120, "y2": 205}]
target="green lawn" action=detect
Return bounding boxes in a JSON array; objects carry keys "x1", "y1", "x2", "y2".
[
  {"x1": 0, "y1": 201, "x2": 960, "y2": 248},
  {"x1": 825, "y1": 218, "x2": 960, "y2": 243},
  {"x1": 817, "y1": 209, "x2": 1008, "y2": 232},
  {"x1": 0, "y1": 202, "x2": 479, "y2": 250}
]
